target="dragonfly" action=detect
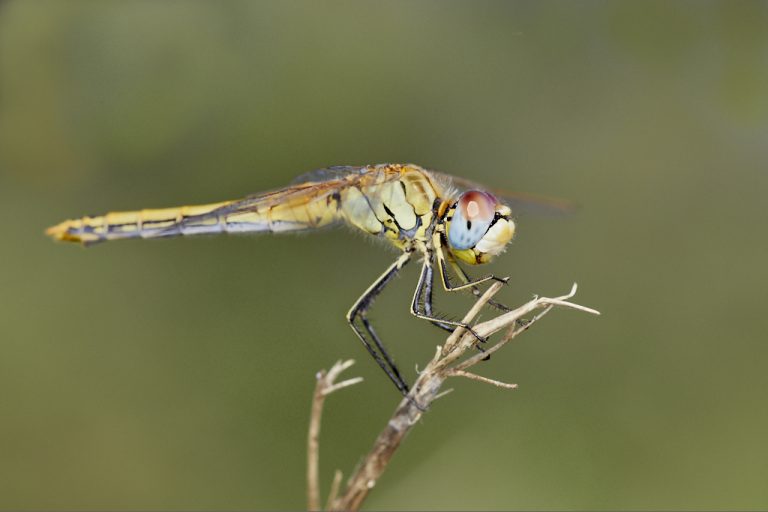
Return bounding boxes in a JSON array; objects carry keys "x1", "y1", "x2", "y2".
[{"x1": 47, "y1": 163, "x2": 570, "y2": 395}]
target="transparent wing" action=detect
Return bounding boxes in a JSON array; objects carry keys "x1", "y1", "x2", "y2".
[
  {"x1": 46, "y1": 166, "x2": 400, "y2": 244},
  {"x1": 207, "y1": 164, "x2": 406, "y2": 228},
  {"x1": 215, "y1": 166, "x2": 367, "y2": 218},
  {"x1": 429, "y1": 170, "x2": 577, "y2": 216},
  {"x1": 290, "y1": 165, "x2": 368, "y2": 185}
]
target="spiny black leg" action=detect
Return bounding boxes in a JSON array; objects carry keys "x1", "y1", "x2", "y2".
[
  {"x1": 411, "y1": 261, "x2": 488, "y2": 345},
  {"x1": 422, "y1": 258, "x2": 457, "y2": 334},
  {"x1": 360, "y1": 314, "x2": 427, "y2": 411},
  {"x1": 475, "y1": 343, "x2": 491, "y2": 361},
  {"x1": 347, "y1": 252, "x2": 412, "y2": 395},
  {"x1": 423, "y1": 260, "x2": 491, "y2": 358},
  {"x1": 448, "y1": 257, "x2": 512, "y2": 312},
  {"x1": 349, "y1": 316, "x2": 409, "y2": 395},
  {"x1": 358, "y1": 319, "x2": 429, "y2": 411},
  {"x1": 437, "y1": 257, "x2": 507, "y2": 293},
  {"x1": 360, "y1": 316, "x2": 407, "y2": 389}
]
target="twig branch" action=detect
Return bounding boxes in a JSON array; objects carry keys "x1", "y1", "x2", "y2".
[
  {"x1": 445, "y1": 369, "x2": 518, "y2": 389},
  {"x1": 325, "y1": 470, "x2": 343, "y2": 511},
  {"x1": 307, "y1": 360, "x2": 362, "y2": 511},
  {"x1": 315, "y1": 283, "x2": 598, "y2": 511}
]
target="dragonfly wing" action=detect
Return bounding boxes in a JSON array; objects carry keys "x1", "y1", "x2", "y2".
[
  {"x1": 289, "y1": 165, "x2": 368, "y2": 185},
  {"x1": 190, "y1": 180, "x2": 348, "y2": 234},
  {"x1": 48, "y1": 177, "x2": 360, "y2": 245},
  {"x1": 205, "y1": 166, "x2": 405, "y2": 232},
  {"x1": 429, "y1": 170, "x2": 577, "y2": 217}
]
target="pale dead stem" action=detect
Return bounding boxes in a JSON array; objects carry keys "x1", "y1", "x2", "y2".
[
  {"x1": 307, "y1": 360, "x2": 364, "y2": 511},
  {"x1": 305, "y1": 283, "x2": 599, "y2": 511}
]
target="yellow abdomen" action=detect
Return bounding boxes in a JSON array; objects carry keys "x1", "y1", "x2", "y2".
[{"x1": 46, "y1": 164, "x2": 446, "y2": 246}]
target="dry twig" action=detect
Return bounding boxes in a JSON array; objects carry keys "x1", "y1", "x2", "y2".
[
  {"x1": 307, "y1": 359, "x2": 363, "y2": 511},
  {"x1": 309, "y1": 283, "x2": 599, "y2": 511}
]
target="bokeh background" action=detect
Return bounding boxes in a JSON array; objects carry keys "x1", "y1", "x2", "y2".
[{"x1": 1, "y1": 1, "x2": 767, "y2": 509}]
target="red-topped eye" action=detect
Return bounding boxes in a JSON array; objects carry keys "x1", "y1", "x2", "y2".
[
  {"x1": 459, "y1": 191, "x2": 496, "y2": 224},
  {"x1": 448, "y1": 190, "x2": 498, "y2": 250}
]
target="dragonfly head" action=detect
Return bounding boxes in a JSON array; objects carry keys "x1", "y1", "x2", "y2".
[{"x1": 445, "y1": 191, "x2": 515, "y2": 265}]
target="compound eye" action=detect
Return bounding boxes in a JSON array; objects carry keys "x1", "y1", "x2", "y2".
[{"x1": 448, "y1": 191, "x2": 497, "y2": 250}]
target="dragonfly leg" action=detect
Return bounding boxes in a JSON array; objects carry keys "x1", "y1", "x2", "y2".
[
  {"x1": 432, "y1": 232, "x2": 509, "y2": 294},
  {"x1": 420, "y1": 258, "x2": 457, "y2": 334},
  {"x1": 411, "y1": 260, "x2": 488, "y2": 345},
  {"x1": 347, "y1": 252, "x2": 412, "y2": 395},
  {"x1": 447, "y1": 256, "x2": 512, "y2": 312},
  {"x1": 415, "y1": 257, "x2": 492, "y2": 360}
]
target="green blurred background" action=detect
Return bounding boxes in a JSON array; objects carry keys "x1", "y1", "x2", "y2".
[{"x1": 1, "y1": 1, "x2": 767, "y2": 509}]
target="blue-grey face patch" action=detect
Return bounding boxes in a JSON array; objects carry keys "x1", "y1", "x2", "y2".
[{"x1": 448, "y1": 203, "x2": 493, "y2": 249}]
